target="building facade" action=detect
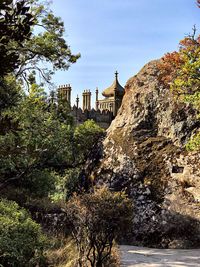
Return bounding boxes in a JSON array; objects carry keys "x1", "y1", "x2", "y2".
[{"x1": 57, "y1": 72, "x2": 125, "y2": 129}]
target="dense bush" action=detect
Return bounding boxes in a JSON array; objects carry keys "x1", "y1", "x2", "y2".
[{"x1": 0, "y1": 199, "x2": 46, "y2": 267}]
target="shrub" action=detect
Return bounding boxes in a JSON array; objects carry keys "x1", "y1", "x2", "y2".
[
  {"x1": 65, "y1": 187, "x2": 133, "y2": 267},
  {"x1": 50, "y1": 168, "x2": 82, "y2": 202},
  {"x1": 0, "y1": 199, "x2": 46, "y2": 267},
  {"x1": 74, "y1": 120, "x2": 104, "y2": 162}
]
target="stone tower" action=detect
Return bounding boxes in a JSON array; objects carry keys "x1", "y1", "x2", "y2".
[
  {"x1": 58, "y1": 84, "x2": 72, "y2": 106},
  {"x1": 82, "y1": 90, "x2": 91, "y2": 111}
]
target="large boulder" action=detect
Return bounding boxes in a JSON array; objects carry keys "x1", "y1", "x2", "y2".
[{"x1": 92, "y1": 60, "x2": 200, "y2": 248}]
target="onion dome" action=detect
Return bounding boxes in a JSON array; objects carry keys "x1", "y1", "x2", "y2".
[{"x1": 102, "y1": 71, "x2": 124, "y2": 97}]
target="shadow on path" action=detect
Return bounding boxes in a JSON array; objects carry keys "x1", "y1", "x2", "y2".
[{"x1": 120, "y1": 245, "x2": 200, "y2": 267}]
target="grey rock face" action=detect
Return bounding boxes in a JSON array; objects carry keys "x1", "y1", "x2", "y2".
[{"x1": 93, "y1": 60, "x2": 200, "y2": 247}]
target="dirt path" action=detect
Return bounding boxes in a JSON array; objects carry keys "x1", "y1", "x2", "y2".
[{"x1": 120, "y1": 245, "x2": 200, "y2": 267}]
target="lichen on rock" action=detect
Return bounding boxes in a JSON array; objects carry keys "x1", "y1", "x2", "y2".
[{"x1": 90, "y1": 59, "x2": 200, "y2": 248}]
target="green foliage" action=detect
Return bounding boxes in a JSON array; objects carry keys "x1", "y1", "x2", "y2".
[
  {"x1": 0, "y1": 75, "x2": 22, "y2": 113},
  {"x1": 51, "y1": 120, "x2": 104, "y2": 201},
  {"x1": 159, "y1": 27, "x2": 200, "y2": 99},
  {"x1": 21, "y1": 169, "x2": 57, "y2": 198},
  {"x1": 0, "y1": 0, "x2": 35, "y2": 76},
  {"x1": 49, "y1": 121, "x2": 104, "y2": 202},
  {"x1": 0, "y1": 85, "x2": 104, "y2": 200},
  {"x1": 172, "y1": 33, "x2": 200, "y2": 98},
  {"x1": 0, "y1": 0, "x2": 80, "y2": 81},
  {"x1": 64, "y1": 168, "x2": 82, "y2": 200},
  {"x1": 56, "y1": 96, "x2": 74, "y2": 125},
  {"x1": 17, "y1": 0, "x2": 80, "y2": 83},
  {"x1": 184, "y1": 91, "x2": 200, "y2": 110},
  {"x1": 0, "y1": 85, "x2": 74, "y2": 197},
  {"x1": 0, "y1": 199, "x2": 46, "y2": 267},
  {"x1": 173, "y1": 32, "x2": 200, "y2": 151},
  {"x1": 0, "y1": 7, "x2": 109, "y2": 267},
  {"x1": 66, "y1": 187, "x2": 133, "y2": 267},
  {"x1": 74, "y1": 120, "x2": 104, "y2": 162},
  {"x1": 186, "y1": 132, "x2": 200, "y2": 151},
  {"x1": 51, "y1": 168, "x2": 82, "y2": 202},
  {"x1": 0, "y1": 0, "x2": 83, "y2": 198},
  {"x1": 0, "y1": 2, "x2": 108, "y2": 266}
]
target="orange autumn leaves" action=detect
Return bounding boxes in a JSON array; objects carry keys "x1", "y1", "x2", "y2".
[
  {"x1": 158, "y1": 30, "x2": 200, "y2": 98},
  {"x1": 158, "y1": 51, "x2": 184, "y2": 89},
  {"x1": 157, "y1": 13, "x2": 200, "y2": 150}
]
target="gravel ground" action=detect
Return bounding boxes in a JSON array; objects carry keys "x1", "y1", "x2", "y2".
[{"x1": 120, "y1": 245, "x2": 200, "y2": 267}]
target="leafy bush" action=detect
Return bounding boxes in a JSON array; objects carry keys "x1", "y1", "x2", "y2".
[
  {"x1": 0, "y1": 199, "x2": 46, "y2": 267},
  {"x1": 66, "y1": 187, "x2": 133, "y2": 267},
  {"x1": 50, "y1": 169, "x2": 81, "y2": 202},
  {"x1": 0, "y1": 87, "x2": 104, "y2": 200},
  {"x1": 63, "y1": 168, "x2": 82, "y2": 200},
  {"x1": 74, "y1": 120, "x2": 104, "y2": 162},
  {"x1": 21, "y1": 169, "x2": 57, "y2": 199},
  {"x1": 0, "y1": 85, "x2": 73, "y2": 197}
]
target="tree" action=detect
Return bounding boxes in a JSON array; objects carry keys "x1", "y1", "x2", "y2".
[
  {"x1": 0, "y1": 199, "x2": 46, "y2": 266},
  {"x1": 0, "y1": 0, "x2": 80, "y2": 82},
  {"x1": 0, "y1": 85, "x2": 73, "y2": 195},
  {"x1": 74, "y1": 120, "x2": 104, "y2": 164},
  {"x1": 0, "y1": 85, "x2": 104, "y2": 199},
  {"x1": 0, "y1": 0, "x2": 84, "y2": 197},
  {"x1": 50, "y1": 120, "x2": 104, "y2": 202},
  {"x1": 0, "y1": 0, "x2": 35, "y2": 76},
  {"x1": 158, "y1": 26, "x2": 200, "y2": 150},
  {"x1": 0, "y1": 75, "x2": 22, "y2": 115},
  {"x1": 66, "y1": 187, "x2": 133, "y2": 267},
  {"x1": 0, "y1": 0, "x2": 80, "y2": 139}
]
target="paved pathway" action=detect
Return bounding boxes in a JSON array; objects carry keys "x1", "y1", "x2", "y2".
[{"x1": 120, "y1": 245, "x2": 200, "y2": 267}]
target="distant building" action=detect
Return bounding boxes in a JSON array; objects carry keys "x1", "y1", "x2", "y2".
[
  {"x1": 57, "y1": 71, "x2": 125, "y2": 129},
  {"x1": 97, "y1": 71, "x2": 125, "y2": 116}
]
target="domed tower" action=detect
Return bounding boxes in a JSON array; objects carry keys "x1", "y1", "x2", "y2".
[{"x1": 97, "y1": 71, "x2": 124, "y2": 116}]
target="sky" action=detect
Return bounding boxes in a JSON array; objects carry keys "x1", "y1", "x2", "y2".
[{"x1": 50, "y1": 0, "x2": 200, "y2": 107}]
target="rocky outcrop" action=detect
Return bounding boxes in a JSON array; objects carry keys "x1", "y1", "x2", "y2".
[{"x1": 91, "y1": 60, "x2": 200, "y2": 248}]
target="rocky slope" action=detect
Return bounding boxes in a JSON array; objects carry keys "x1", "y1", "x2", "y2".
[{"x1": 91, "y1": 60, "x2": 200, "y2": 248}]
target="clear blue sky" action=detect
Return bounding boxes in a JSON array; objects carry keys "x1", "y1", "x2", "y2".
[{"x1": 51, "y1": 0, "x2": 200, "y2": 107}]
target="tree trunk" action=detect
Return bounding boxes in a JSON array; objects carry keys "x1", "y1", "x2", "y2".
[{"x1": 96, "y1": 260, "x2": 103, "y2": 267}]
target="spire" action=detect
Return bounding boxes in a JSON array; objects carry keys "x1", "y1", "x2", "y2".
[
  {"x1": 76, "y1": 94, "x2": 79, "y2": 108},
  {"x1": 96, "y1": 87, "x2": 99, "y2": 101},
  {"x1": 102, "y1": 71, "x2": 124, "y2": 98},
  {"x1": 115, "y1": 71, "x2": 118, "y2": 80}
]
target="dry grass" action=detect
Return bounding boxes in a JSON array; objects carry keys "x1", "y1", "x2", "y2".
[
  {"x1": 46, "y1": 238, "x2": 121, "y2": 267},
  {"x1": 45, "y1": 238, "x2": 78, "y2": 267},
  {"x1": 105, "y1": 245, "x2": 121, "y2": 267}
]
